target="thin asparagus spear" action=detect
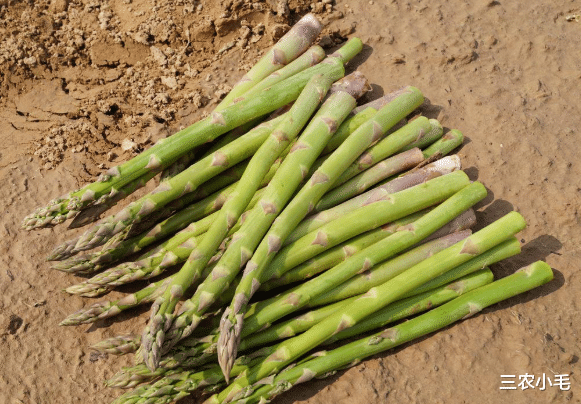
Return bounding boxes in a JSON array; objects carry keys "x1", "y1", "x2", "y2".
[
  {"x1": 235, "y1": 262, "x2": 553, "y2": 404},
  {"x1": 306, "y1": 230, "x2": 472, "y2": 308},
  {"x1": 22, "y1": 18, "x2": 327, "y2": 231},
  {"x1": 218, "y1": 87, "x2": 426, "y2": 378},
  {"x1": 210, "y1": 211, "x2": 527, "y2": 403},
  {"x1": 165, "y1": 172, "x2": 473, "y2": 354},
  {"x1": 141, "y1": 74, "x2": 335, "y2": 371},
  {"x1": 318, "y1": 147, "x2": 424, "y2": 208}
]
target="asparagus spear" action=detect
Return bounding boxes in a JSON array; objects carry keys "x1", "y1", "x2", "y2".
[
  {"x1": 399, "y1": 118, "x2": 443, "y2": 152},
  {"x1": 306, "y1": 230, "x2": 472, "y2": 308},
  {"x1": 423, "y1": 128, "x2": 464, "y2": 159},
  {"x1": 160, "y1": 88, "x2": 358, "y2": 368},
  {"x1": 235, "y1": 262, "x2": 553, "y2": 404},
  {"x1": 22, "y1": 16, "x2": 327, "y2": 231},
  {"x1": 209, "y1": 211, "x2": 527, "y2": 403},
  {"x1": 318, "y1": 147, "x2": 424, "y2": 209},
  {"x1": 218, "y1": 87, "x2": 426, "y2": 378},
  {"x1": 141, "y1": 74, "x2": 335, "y2": 371},
  {"x1": 164, "y1": 172, "x2": 472, "y2": 355},
  {"x1": 290, "y1": 154, "x2": 461, "y2": 241},
  {"x1": 262, "y1": 208, "x2": 475, "y2": 290}
]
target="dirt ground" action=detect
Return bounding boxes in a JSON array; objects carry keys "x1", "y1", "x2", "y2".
[{"x1": 1, "y1": 0, "x2": 580, "y2": 403}]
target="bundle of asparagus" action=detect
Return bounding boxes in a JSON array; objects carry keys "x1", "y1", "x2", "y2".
[{"x1": 23, "y1": 13, "x2": 554, "y2": 404}]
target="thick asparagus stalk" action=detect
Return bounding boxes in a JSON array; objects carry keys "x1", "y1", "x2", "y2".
[
  {"x1": 262, "y1": 208, "x2": 475, "y2": 290},
  {"x1": 210, "y1": 211, "x2": 527, "y2": 402},
  {"x1": 164, "y1": 172, "x2": 472, "y2": 354},
  {"x1": 399, "y1": 118, "x2": 443, "y2": 152},
  {"x1": 159, "y1": 88, "x2": 357, "y2": 369},
  {"x1": 306, "y1": 230, "x2": 472, "y2": 308},
  {"x1": 141, "y1": 74, "x2": 335, "y2": 371},
  {"x1": 423, "y1": 128, "x2": 464, "y2": 159},
  {"x1": 291, "y1": 154, "x2": 461, "y2": 241},
  {"x1": 236, "y1": 262, "x2": 553, "y2": 404},
  {"x1": 218, "y1": 86, "x2": 426, "y2": 378},
  {"x1": 318, "y1": 147, "x2": 424, "y2": 208}
]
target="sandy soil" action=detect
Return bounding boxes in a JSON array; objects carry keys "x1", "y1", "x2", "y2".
[{"x1": 1, "y1": 1, "x2": 580, "y2": 403}]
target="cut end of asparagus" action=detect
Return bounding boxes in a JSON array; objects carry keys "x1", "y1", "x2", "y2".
[{"x1": 330, "y1": 71, "x2": 372, "y2": 100}]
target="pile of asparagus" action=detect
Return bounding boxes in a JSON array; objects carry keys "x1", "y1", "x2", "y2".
[{"x1": 24, "y1": 14, "x2": 553, "y2": 404}]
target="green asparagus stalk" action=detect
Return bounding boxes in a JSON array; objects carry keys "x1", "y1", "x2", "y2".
[
  {"x1": 217, "y1": 87, "x2": 426, "y2": 377},
  {"x1": 231, "y1": 181, "x2": 484, "y2": 351},
  {"x1": 91, "y1": 335, "x2": 141, "y2": 356},
  {"x1": 218, "y1": 13, "x2": 323, "y2": 108},
  {"x1": 318, "y1": 147, "x2": 424, "y2": 209},
  {"x1": 22, "y1": 19, "x2": 327, "y2": 231},
  {"x1": 165, "y1": 172, "x2": 472, "y2": 354},
  {"x1": 399, "y1": 118, "x2": 443, "y2": 152},
  {"x1": 262, "y1": 207, "x2": 475, "y2": 290},
  {"x1": 306, "y1": 230, "x2": 472, "y2": 308},
  {"x1": 235, "y1": 262, "x2": 553, "y2": 404},
  {"x1": 210, "y1": 211, "x2": 527, "y2": 403},
  {"x1": 400, "y1": 236, "x2": 522, "y2": 298},
  {"x1": 141, "y1": 74, "x2": 335, "y2": 371},
  {"x1": 108, "y1": 269, "x2": 493, "y2": 397},
  {"x1": 290, "y1": 154, "x2": 461, "y2": 241},
  {"x1": 160, "y1": 88, "x2": 357, "y2": 370},
  {"x1": 423, "y1": 128, "x2": 464, "y2": 159}
]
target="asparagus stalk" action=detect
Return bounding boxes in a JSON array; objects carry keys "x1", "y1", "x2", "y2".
[
  {"x1": 159, "y1": 88, "x2": 357, "y2": 370},
  {"x1": 262, "y1": 208, "x2": 475, "y2": 290},
  {"x1": 57, "y1": 114, "x2": 288, "y2": 256},
  {"x1": 141, "y1": 74, "x2": 335, "y2": 371},
  {"x1": 423, "y1": 128, "x2": 464, "y2": 159},
  {"x1": 164, "y1": 172, "x2": 472, "y2": 354},
  {"x1": 22, "y1": 32, "x2": 342, "y2": 232},
  {"x1": 218, "y1": 86, "x2": 425, "y2": 378},
  {"x1": 306, "y1": 230, "x2": 472, "y2": 308},
  {"x1": 236, "y1": 262, "x2": 553, "y2": 404},
  {"x1": 399, "y1": 118, "x2": 443, "y2": 152},
  {"x1": 218, "y1": 14, "x2": 323, "y2": 108},
  {"x1": 291, "y1": 154, "x2": 461, "y2": 241},
  {"x1": 318, "y1": 147, "x2": 424, "y2": 209},
  {"x1": 210, "y1": 211, "x2": 527, "y2": 402}
]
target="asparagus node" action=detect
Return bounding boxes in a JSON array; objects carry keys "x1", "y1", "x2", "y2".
[
  {"x1": 236, "y1": 262, "x2": 552, "y2": 404},
  {"x1": 141, "y1": 74, "x2": 336, "y2": 371},
  {"x1": 328, "y1": 38, "x2": 364, "y2": 64},
  {"x1": 213, "y1": 210, "x2": 527, "y2": 402}
]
